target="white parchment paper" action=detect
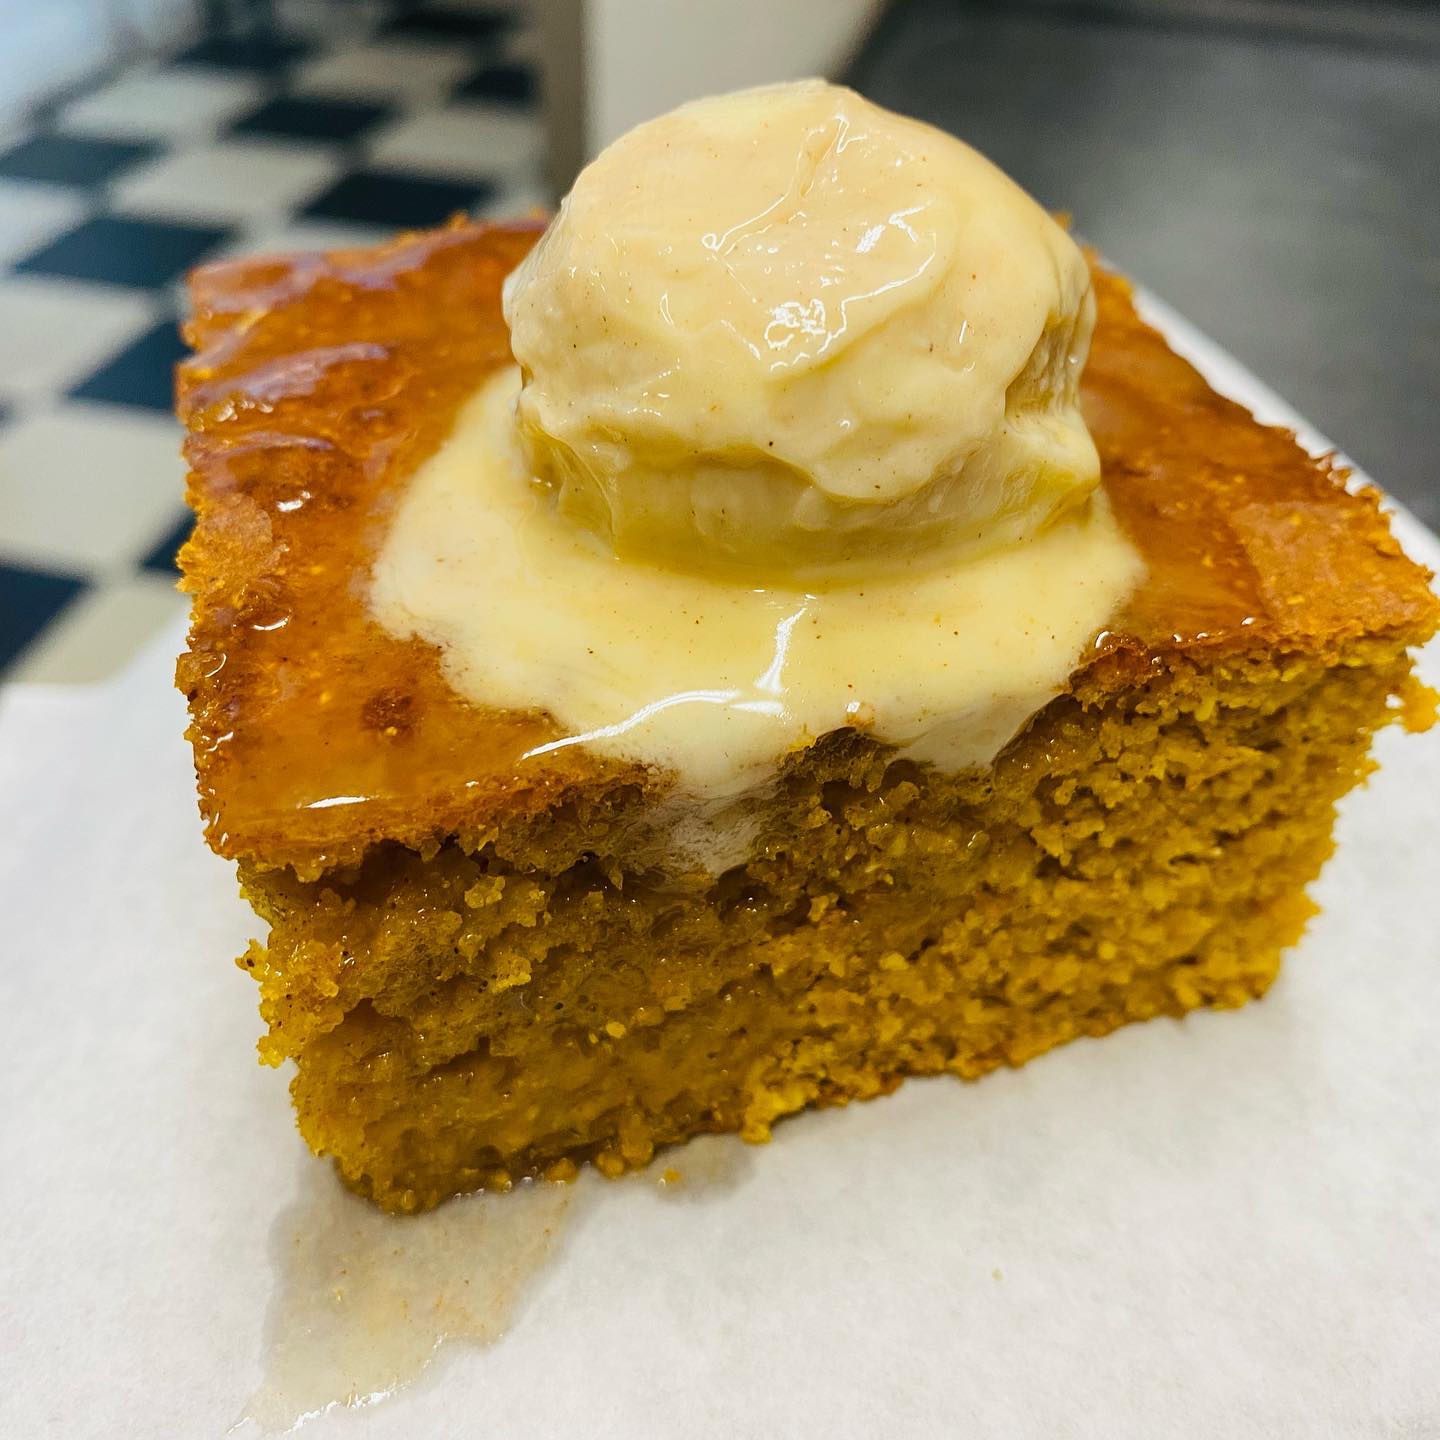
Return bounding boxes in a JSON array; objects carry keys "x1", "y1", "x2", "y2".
[{"x1": 1, "y1": 321, "x2": 1437, "y2": 1439}]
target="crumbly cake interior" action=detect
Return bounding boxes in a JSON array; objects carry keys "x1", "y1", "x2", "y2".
[
  {"x1": 243, "y1": 641, "x2": 1426, "y2": 1211},
  {"x1": 177, "y1": 223, "x2": 1439, "y2": 1213}
]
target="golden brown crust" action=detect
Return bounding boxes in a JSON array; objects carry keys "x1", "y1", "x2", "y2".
[
  {"x1": 177, "y1": 221, "x2": 644, "y2": 873},
  {"x1": 1082, "y1": 266, "x2": 1437, "y2": 683},
  {"x1": 176, "y1": 223, "x2": 1439, "y2": 871}
]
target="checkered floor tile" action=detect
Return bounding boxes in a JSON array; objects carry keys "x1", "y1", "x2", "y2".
[
  {"x1": 0, "y1": 132, "x2": 161, "y2": 186},
  {"x1": 0, "y1": 0, "x2": 540, "y2": 685}
]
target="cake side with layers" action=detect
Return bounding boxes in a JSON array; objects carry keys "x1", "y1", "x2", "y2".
[{"x1": 247, "y1": 638, "x2": 1421, "y2": 1211}]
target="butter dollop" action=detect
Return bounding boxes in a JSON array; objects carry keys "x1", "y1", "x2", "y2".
[
  {"x1": 371, "y1": 81, "x2": 1143, "y2": 846},
  {"x1": 502, "y1": 79, "x2": 1099, "y2": 580}
]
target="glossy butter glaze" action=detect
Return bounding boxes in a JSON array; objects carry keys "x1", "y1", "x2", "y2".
[
  {"x1": 370, "y1": 365, "x2": 1141, "y2": 811},
  {"x1": 177, "y1": 221, "x2": 1439, "y2": 871}
]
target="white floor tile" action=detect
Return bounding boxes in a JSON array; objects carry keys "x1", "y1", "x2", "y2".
[
  {"x1": 56, "y1": 67, "x2": 267, "y2": 144},
  {"x1": 0, "y1": 402, "x2": 186, "y2": 570},
  {"x1": 0, "y1": 277, "x2": 158, "y2": 399},
  {"x1": 478, "y1": 176, "x2": 550, "y2": 221},
  {"x1": 427, "y1": 0, "x2": 524, "y2": 14},
  {"x1": 110, "y1": 137, "x2": 344, "y2": 225},
  {"x1": 220, "y1": 216, "x2": 395, "y2": 263},
  {"x1": 504, "y1": 25, "x2": 544, "y2": 64},
  {"x1": 0, "y1": 180, "x2": 90, "y2": 267},
  {"x1": 292, "y1": 38, "x2": 479, "y2": 105},
  {"x1": 11, "y1": 573, "x2": 187, "y2": 684},
  {"x1": 271, "y1": 0, "x2": 391, "y2": 41},
  {"x1": 367, "y1": 102, "x2": 541, "y2": 180}
]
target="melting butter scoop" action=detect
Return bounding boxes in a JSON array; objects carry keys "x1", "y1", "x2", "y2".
[
  {"x1": 503, "y1": 79, "x2": 1101, "y2": 581},
  {"x1": 371, "y1": 80, "x2": 1142, "y2": 826}
]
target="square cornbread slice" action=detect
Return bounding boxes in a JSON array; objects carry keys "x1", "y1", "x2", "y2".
[{"x1": 177, "y1": 221, "x2": 1438, "y2": 1212}]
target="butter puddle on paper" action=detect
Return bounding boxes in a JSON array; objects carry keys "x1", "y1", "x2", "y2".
[
  {"x1": 234, "y1": 1165, "x2": 575, "y2": 1434},
  {"x1": 234, "y1": 1134, "x2": 756, "y2": 1432}
]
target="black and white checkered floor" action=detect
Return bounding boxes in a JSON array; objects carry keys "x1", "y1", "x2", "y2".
[{"x1": 0, "y1": 0, "x2": 541, "y2": 682}]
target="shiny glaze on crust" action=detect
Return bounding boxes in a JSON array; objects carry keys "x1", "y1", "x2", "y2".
[{"x1": 176, "y1": 221, "x2": 1438, "y2": 872}]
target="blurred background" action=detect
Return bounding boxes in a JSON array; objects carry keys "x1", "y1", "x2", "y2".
[{"x1": 0, "y1": 0, "x2": 1435, "y2": 683}]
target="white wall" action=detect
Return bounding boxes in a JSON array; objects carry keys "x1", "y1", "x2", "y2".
[
  {"x1": 584, "y1": 0, "x2": 884, "y2": 152},
  {"x1": 0, "y1": 0, "x2": 195, "y2": 130}
]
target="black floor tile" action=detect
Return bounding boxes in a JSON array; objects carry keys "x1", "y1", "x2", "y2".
[
  {"x1": 454, "y1": 60, "x2": 535, "y2": 105},
  {"x1": 0, "y1": 133, "x2": 159, "y2": 187},
  {"x1": 230, "y1": 94, "x2": 395, "y2": 142},
  {"x1": 301, "y1": 168, "x2": 495, "y2": 227},
  {"x1": 14, "y1": 215, "x2": 229, "y2": 289},
  {"x1": 140, "y1": 511, "x2": 194, "y2": 576},
  {"x1": 0, "y1": 562, "x2": 86, "y2": 672},
  {"x1": 172, "y1": 32, "x2": 314, "y2": 74},
  {"x1": 385, "y1": 5, "x2": 513, "y2": 43},
  {"x1": 69, "y1": 320, "x2": 189, "y2": 412}
]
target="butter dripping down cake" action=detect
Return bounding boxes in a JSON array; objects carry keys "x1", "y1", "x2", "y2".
[{"x1": 176, "y1": 87, "x2": 1438, "y2": 1212}]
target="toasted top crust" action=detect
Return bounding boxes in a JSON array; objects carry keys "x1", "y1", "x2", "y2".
[{"x1": 176, "y1": 221, "x2": 1438, "y2": 872}]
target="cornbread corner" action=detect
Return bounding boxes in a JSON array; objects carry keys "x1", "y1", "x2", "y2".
[{"x1": 177, "y1": 221, "x2": 1439, "y2": 1211}]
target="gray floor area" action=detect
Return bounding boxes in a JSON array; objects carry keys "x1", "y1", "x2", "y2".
[{"x1": 851, "y1": 0, "x2": 1440, "y2": 528}]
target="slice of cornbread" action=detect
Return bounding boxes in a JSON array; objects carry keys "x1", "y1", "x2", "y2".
[{"x1": 177, "y1": 222, "x2": 1438, "y2": 1212}]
